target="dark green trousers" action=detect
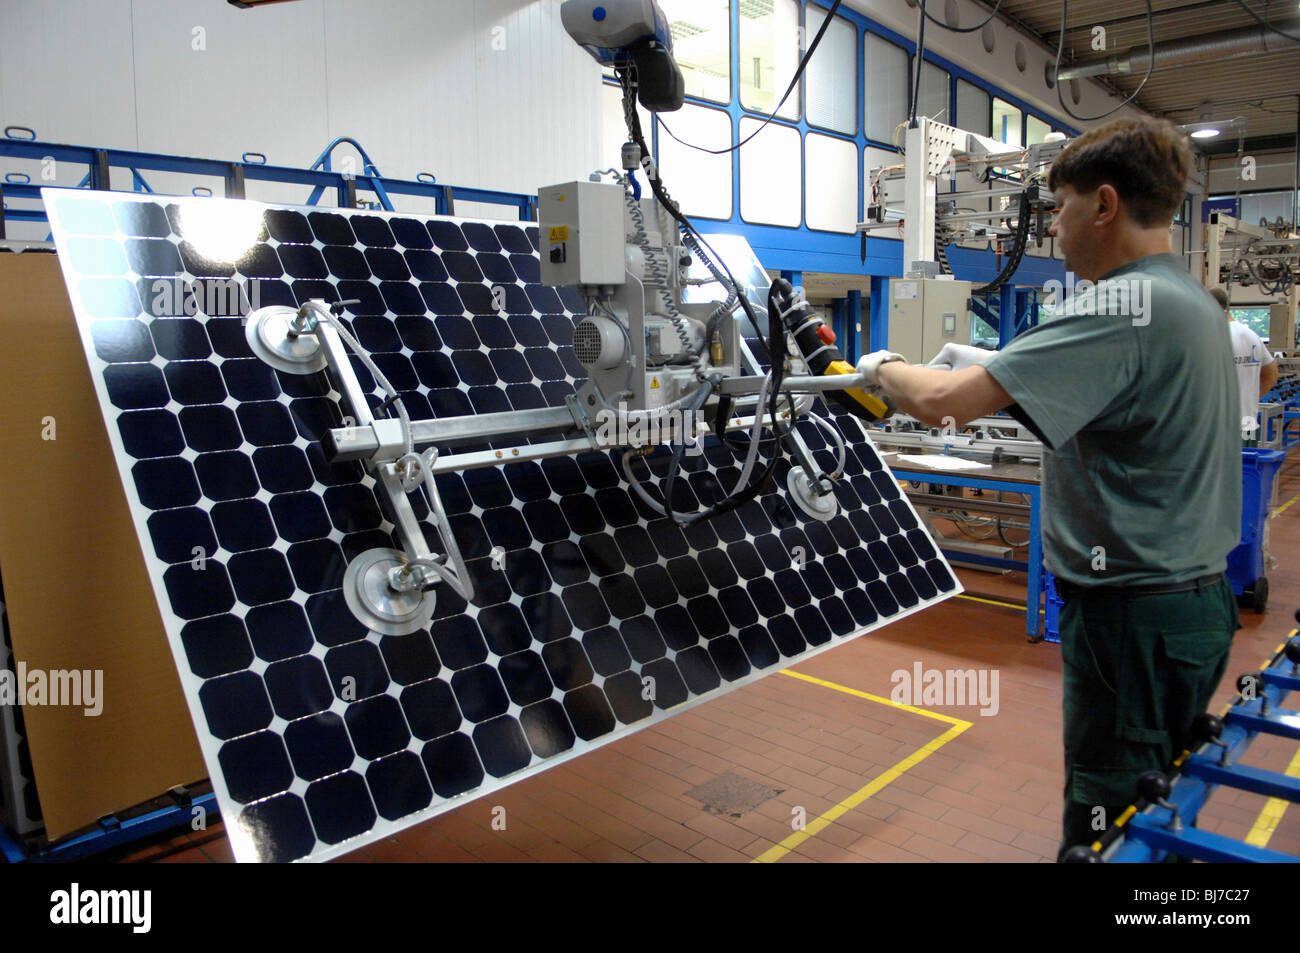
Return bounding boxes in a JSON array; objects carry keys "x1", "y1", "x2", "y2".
[{"x1": 1056, "y1": 576, "x2": 1238, "y2": 859}]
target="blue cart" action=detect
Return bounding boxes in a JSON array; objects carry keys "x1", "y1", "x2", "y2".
[{"x1": 1227, "y1": 448, "x2": 1286, "y2": 613}]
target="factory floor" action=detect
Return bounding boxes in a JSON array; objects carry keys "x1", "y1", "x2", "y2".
[{"x1": 117, "y1": 456, "x2": 1300, "y2": 864}]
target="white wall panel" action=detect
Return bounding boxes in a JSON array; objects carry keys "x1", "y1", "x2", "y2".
[
  {"x1": 0, "y1": 0, "x2": 137, "y2": 151},
  {"x1": 1, "y1": 0, "x2": 604, "y2": 214},
  {"x1": 128, "y1": 0, "x2": 329, "y2": 207},
  {"x1": 805, "y1": 133, "x2": 857, "y2": 233}
]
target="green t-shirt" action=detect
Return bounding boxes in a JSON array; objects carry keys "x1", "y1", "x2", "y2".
[{"x1": 983, "y1": 253, "x2": 1240, "y2": 587}]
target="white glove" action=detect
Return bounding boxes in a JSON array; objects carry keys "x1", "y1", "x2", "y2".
[
  {"x1": 856, "y1": 350, "x2": 906, "y2": 386},
  {"x1": 926, "y1": 343, "x2": 991, "y2": 371}
]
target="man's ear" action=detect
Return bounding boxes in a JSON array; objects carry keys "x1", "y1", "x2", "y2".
[{"x1": 1094, "y1": 183, "x2": 1121, "y2": 227}]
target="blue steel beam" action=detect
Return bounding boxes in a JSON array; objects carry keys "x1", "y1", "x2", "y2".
[
  {"x1": 1126, "y1": 814, "x2": 1300, "y2": 863},
  {"x1": 998, "y1": 285, "x2": 1015, "y2": 348},
  {"x1": 1225, "y1": 706, "x2": 1300, "y2": 741},
  {"x1": 1182, "y1": 756, "x2": 1300, "y2": 801},
  {"x1": 868, "y1": 275, "x2": 887, "y2": 352},
  {"x1": 845, "y1": 288, "x2": 862, "y2": 361}
]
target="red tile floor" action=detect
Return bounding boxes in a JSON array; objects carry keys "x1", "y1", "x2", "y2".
[{"x1": 119, "y1": 457, "x2": 1300, "y2": 863}]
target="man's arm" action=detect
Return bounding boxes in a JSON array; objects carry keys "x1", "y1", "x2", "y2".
[
  {"x1": 1260, "y1": 359, "x2": 1279, "y2": 397},
  {"x1": 876, "y1": 362, "x2": 1013, "y2": 427}
]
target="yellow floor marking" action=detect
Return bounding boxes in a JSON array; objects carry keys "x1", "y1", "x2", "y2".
[
  {"x1": 1244, "y1": 745, "x2": 1300, "y2": 848},
  {"x1": 751, "y1": 670, "x2": 972, "y2": 863},
  {"x1": 1244, "y1": 634, "x2": 1300, "y2": 848},
  {"x1": 956, "y1": 592, "x2": 1043, "y2": 614},
  {"x1": 1271, "y1": 490, "x2": 1300, "y2": 518}
]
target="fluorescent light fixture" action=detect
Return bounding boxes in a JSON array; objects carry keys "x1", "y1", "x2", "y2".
[{"x1": 1189, "y1": 127, "x2": 1222, "y2": 139}]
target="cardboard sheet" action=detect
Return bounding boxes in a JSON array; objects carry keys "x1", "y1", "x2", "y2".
[{"x1": 0, "y1": 251, "x2": 206, "y2": 840}]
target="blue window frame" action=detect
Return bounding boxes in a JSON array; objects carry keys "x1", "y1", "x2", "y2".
[{"x1": 601, "y1": 1, "x2": 1076, "y2": 282}]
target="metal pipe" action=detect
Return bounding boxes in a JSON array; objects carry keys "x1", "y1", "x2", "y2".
[{"x1": 1056, "y1": 23, "x2": 1300, "y2": 80}]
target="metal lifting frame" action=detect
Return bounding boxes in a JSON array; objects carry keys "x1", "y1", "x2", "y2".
[{"x1": 255, "y1": 296, "x2": 867, "y2": 623}]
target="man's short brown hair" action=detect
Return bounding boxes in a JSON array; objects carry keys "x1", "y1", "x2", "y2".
[
  {"x1": 1209, "y1": 286, "x2": 1229, "y2": 310},
  {"x1": 1047, "y1": 116, "x2": 1191, "y2": 227}
]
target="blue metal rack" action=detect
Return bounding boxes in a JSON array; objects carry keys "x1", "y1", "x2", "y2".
[
  {"x1": 1080, "y1": 631, "x2": 1300, "y2": 863},
  {"x1": 0, "y1": 790, "x2": 219, "y2": 863},
  {"x1": 0, "y1": 127, "x2": 539, "y2": 235}
]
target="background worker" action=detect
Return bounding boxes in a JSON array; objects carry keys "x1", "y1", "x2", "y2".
[
  {"x1": 857, "y1": 116, "x2": 1241, "y2": 860},
  {"x1": 1209, "y1": 286, "x2": 1278, "y2": 445}
]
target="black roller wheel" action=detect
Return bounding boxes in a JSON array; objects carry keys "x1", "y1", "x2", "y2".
[{"x1": 1247, "y1": 577, "x2": 1269, "y2": 614}]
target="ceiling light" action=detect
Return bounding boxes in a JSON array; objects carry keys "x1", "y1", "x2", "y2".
[{"x1": 1189, "y1": 127, "x2": 1222, "y2": 139}]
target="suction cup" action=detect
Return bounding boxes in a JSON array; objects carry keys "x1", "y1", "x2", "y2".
[
  {"x1": 343, "y1": 547, "x2": 435, "y2": 636},
  {"x1": 787, "y1": 466, "x2": 837, "y2": 521},
  {"x1": 245, "y1": 305, "x2": 326, "y2": 374}
]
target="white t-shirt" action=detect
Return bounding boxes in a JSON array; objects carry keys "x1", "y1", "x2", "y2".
[{"x1": 1228, "y1": 320, "x2": 1276, "y2": 437}]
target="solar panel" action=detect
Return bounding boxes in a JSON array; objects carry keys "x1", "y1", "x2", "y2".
[{"x1": 44, "y1": 189, "x2": 961, "y2": 862}]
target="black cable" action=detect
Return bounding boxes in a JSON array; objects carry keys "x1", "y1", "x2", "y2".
[
  {"x1": 909, "y1": 0, "x2": 929, "y2": 128},
  {"x1": 973, "y1": 191, "x2": 1031, "y2": 294},
  {"x1": 659, "y1": 381, "x2": 714, "y2": 524},
  {"x1": 618, "y1": 73, "x2": 764, "y2": 358},
  {"x1": 1231, "y1": 0, "x2": 1300, "y2": 42},
  {"x1": 670, "y1": 283, "x2": 792, "y2": 526},
  {"x1": 1053, "y1": 0, "x2": 1155, "y2": 123},
  {"x1": 655, "y1": 0, "x2": 843, "y2": 157},
  {"x1": 617, "y1": 73, "x2": 790, "y2": 526},
  {"x1": 923, "y1": 0, "x2": 1005, "y2": 33}
]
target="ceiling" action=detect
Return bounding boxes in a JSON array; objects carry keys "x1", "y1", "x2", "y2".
[{"x1": 971, "y1": 0, "x2": 1300, "y2": 155}]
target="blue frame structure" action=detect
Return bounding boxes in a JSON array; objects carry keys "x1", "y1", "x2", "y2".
[
  {"x1": 890, "y1": 467, "x2": 1043, "y2": 641},
  {"x1": 1106, "y1": 636, "x2": 1300, "y2": 863},
  {"x1": 0, "y1": 792, "x2": 219, "y2": 864},
  {"x1": 0, "y1": 130, "x2": 539, "y2": 235},
  {"x1": 2, "y1": 1, "x2": 1077, "y2": 360},
  {"x1": 626, "y1": 1, "x2": 1073, "y2": 324}
]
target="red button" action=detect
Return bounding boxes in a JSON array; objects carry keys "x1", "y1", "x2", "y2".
[{"x1": 816, "y1": 324, "x2": 836, "y2": 345}]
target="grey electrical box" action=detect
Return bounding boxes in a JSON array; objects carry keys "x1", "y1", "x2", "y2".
[
  {"x1": 888, "y1": 277, "x2": 974, "y2": 364},
  {"x1": 1270, "y1": 300, "x2": 1295, "y2": 353},
  {"x1": 538, "y1": 181, "x2": 626, "y2": 287}
]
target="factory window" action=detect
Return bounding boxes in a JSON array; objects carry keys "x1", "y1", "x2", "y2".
[
  {"x1": 739, "y1": 117, "x2": 802, "y2": 227},
  {"x1": 863, "y1": 32, "x2": 908, "y2": 146},
  {"x1": 739, "y1": 0, "x2": 802, "y2": 120},
  {"x1": 1026, "y1": 115, "x2": 1052, "y2": 145},
  {"x1": 659, "y1": 0, "x2": 731, "y2": 105},
  {"x1": 805, "y1": 132, "x2": 858, "y2": 233},
  {"x1": 956, "y1": 79, "x2": 990, "y2": 137},
  {"x1": 1230, "y1": 308, "x2": 1271, "y2": 341},
  {"x1": 913, "y1": 60, "x2": 950, "y2": 125},
  {"x1": 1239, "y1": 190, "x2": 1299, "y2": 229},
  {"x1": 655, "y1": 104, "x2": 734, "y2": 220},
  {"x1": 805, "y1": 11, "x2": 857, "y2": 135},
  {"x1": 992, "y1": 97, "x2": 1023, "y2": 148}
]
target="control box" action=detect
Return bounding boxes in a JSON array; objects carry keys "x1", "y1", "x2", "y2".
[
  {"x1": 889, "y1": 277, "x2": 973, "y2": 364},
  {"x1": 538, "y1": 180, "x2": 626, "y2": 287}
]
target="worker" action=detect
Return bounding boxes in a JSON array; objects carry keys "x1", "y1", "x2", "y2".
[
  {"x1": 1209, "y1": 286, "x2": 1278, "y2": 446},
  {"x1": 857, "y1": 116, "x2": 1240, "y2": 860}
]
